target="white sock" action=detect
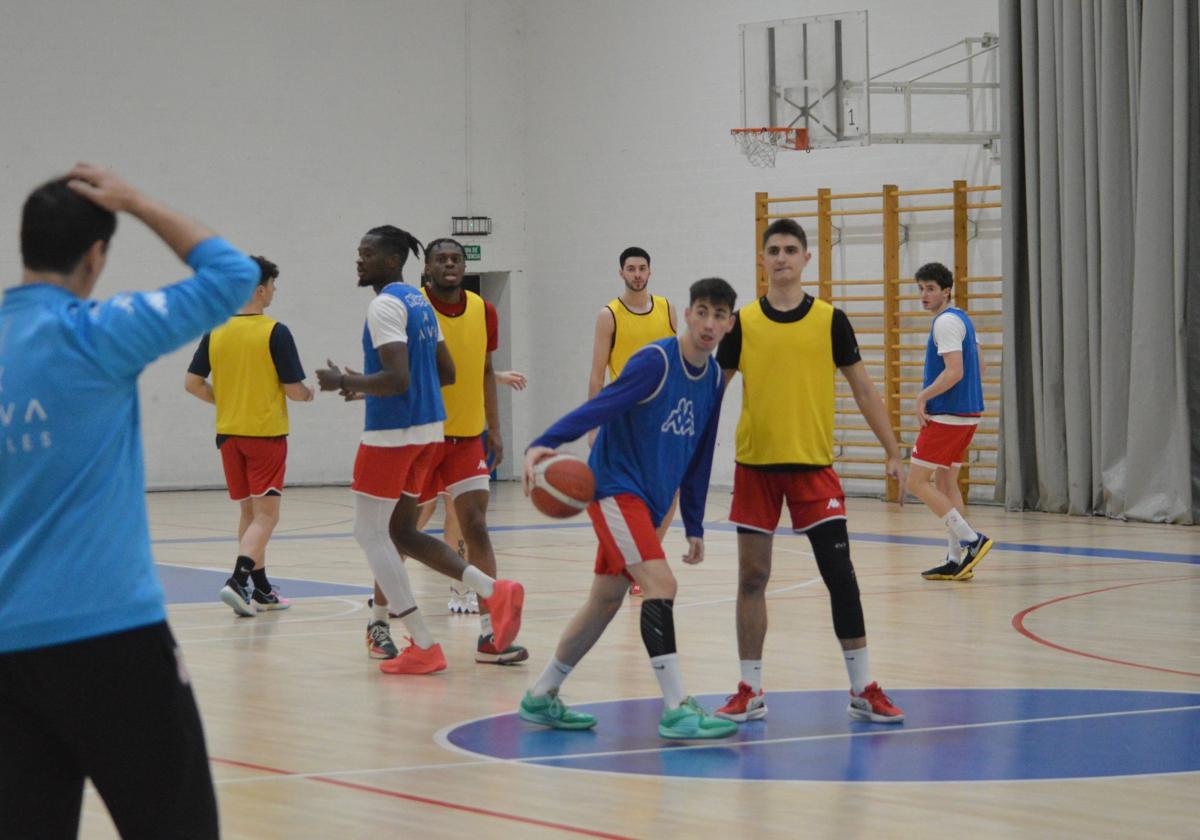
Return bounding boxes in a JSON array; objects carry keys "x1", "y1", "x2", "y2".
[
  {"x1": 947, "y1": 530, "x2": 960, "y2": 563},
  {"x1": 843, "y1": 646, "x2": 871, "y2": 695},
  {"x1": 399, "y1": 609, "x2": 436, "y2": 649},
  {"x1": 371, "y1": 600, "x2": 388, "y2": 623},
  {"x1": 462, "y1": 565, "x2": 495, "y2": 599},
  {"x1": 531, "y1": 657, "x2": 573, "y2": 697},
  {"x1": 943, "y1": 509, "x2": 978, "y2": 545},
  {"x1": 740, "y1": 659, "x2": 763, "y2": 693},
  {"x1": 650, "y1": 653, "x2": 687, "y2": 709},
  {"x1": 480, "y1": 612, "x2": 493, "y2": 637}
]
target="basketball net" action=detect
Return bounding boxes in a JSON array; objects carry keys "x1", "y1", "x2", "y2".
[{"x1": 731, "y1": 128, "x2": 807, "y2": 168}]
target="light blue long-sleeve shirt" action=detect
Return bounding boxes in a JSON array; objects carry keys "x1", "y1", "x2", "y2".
[{"x1": 0, "y1": 238, "x2": 259, "y2": 653}]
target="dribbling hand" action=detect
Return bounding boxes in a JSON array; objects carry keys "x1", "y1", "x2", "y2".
[{"x1": 522, "y1": 446, "x2": 555, "y2": 495}]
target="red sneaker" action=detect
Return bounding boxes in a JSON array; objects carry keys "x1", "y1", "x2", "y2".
[
  {"x1": 379, "y1": 639, "x2": 447, "y2": 675},
  {"x1": 483, "y1": 580, "x2": 524, "y2": 651},
  {"x1": 629, "y1": 583, "x2": 643, "y2": 597},
  {"x1": 715, "y1": 681, "x2": 767, "y2": 722},
  {"x1": 847, "y1": 682, "x2": 904, "y2": 723}
]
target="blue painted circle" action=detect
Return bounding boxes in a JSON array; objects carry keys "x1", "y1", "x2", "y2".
[{"x1": 445, "y1": 689, "x2": 1200, "y2": 781}]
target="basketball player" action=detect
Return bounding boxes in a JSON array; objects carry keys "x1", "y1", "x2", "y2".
[
  {"x1": 315, "y1": 226, "x2": 523, "y2": 675},
  {"x1": 714, "y1": 218, "x2": 905, "y2": 725},
  {"x1": 904, "y1": 262, "x2": 992, "y2": 580},
  {"x1": 417, "y1": 237, "x2": 527, "y2": 664},
  {"x1": 519, "y1": 278, "x2": 738, "y2": 740},
  {"x1": 587, "y1": 246, "x2": 678, "y2": 594},
  {"x1": 0, "y1": 164, "x2": 260, "y2": 838},
  {"x1": 185, "y1": 256, "x2": 314, "y2": 615}
]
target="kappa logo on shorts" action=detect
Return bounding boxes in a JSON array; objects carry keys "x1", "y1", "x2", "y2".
[
  {"x1": 826, "y1": 498, "x2": 841, "y2": 510},
  {"x1": 660, "y1": 398, "x2": 696, "y2": 437}
]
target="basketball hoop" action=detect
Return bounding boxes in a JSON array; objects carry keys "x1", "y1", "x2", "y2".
[{"x1": 730, "y1": 127, "x2": 810, "y2": 167}]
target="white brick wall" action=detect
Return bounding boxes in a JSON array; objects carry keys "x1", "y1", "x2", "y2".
[{"x1": 0, "y1": 0, "x2": 1001, "y2": 491}]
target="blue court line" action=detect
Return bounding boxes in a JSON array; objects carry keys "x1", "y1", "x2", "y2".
[{"x1": 150, "y1": 522, "x2": 1200, "y2": 565}]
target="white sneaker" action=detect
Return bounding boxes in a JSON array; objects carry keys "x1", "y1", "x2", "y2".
[{"x1": 449, "y1": 587, "x2": 480, "y2": 614}]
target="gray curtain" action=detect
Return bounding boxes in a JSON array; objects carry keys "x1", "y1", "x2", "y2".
[{"x1": 1000, "y1": 0, "x2": 1199, "y2": 524}]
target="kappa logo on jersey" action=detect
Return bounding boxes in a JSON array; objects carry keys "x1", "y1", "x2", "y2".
[
  {"x1": 477, "y1": 460, "x2": 488, "y2": 470},
  {"x1": 660, "y1": 397, "x2": 696, "y2": 436}
]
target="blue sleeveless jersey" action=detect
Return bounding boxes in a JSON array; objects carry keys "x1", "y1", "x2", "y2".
[
  {"x1": 590, "y1": 338, "x2": 722, "y2": 526},
  {"x1": 925, "y1": 307, "x2": 983, "y2": 415},
  {"x1": 363, "y1": 283, "x2": 445, "y2": 431}
]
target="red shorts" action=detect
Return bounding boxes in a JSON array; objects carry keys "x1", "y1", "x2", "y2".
[
  {"x1": 219, "y1": 436, "x2": 287, "y2": 502},
  {"x1": 351, "y1": 443, "x2": 438, "y2": 500},
  {"x1": 729, "y1": 464, "x2": 846, "y2": 534},
  {"x1": 418, "y1": 435, "x2": 491, "y2": 503},
  {"x1": 587, "y1": 494, "x2": 666, "y2": 580},
  {"x1": 911, "y1": 421, "x2": 977, "y2": 470}
]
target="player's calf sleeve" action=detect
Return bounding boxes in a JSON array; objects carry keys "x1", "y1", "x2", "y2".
[
  {"x1": 353, "y1": 495, "x2": 418, "y2": 614},
  {"x1": 807, "y1": 520, "x2": 866, "y2": 640},
  {"x1": 640, "y1": 598, "x2": 678, "y2": 658}
]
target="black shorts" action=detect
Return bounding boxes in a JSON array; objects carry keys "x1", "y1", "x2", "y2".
[{"x1": 0, "y1": 621, "x2": 218, "y2": 839}]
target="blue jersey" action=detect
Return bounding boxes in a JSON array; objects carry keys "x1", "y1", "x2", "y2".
[
  {"x1": 0, "y1": 238, "x2": 259, "y2": 653},
  {"x1": 531, "y1": 337, "x2": 725, "y2": 537},
  {"x1": 925, "y1": 307, "x2": 983, "y2": 415},
  {"x1": 363, "y1": 282, "x2": 445, "y2": 432}
]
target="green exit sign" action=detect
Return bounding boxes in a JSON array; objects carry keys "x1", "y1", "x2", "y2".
[{"x1": 463, "y1": 244, "x2": 481, "y2": 262}]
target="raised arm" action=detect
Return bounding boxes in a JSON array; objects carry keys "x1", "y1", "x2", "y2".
[
  {"x1": 66, "y1": 166, "x2": 259, "y2": 380},
  {"x1": 68, "y1": 163, "x2": 214, "y2": 262}
]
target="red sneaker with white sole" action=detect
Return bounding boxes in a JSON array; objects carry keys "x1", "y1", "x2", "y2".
[{"x1": 847, "y1": 682, "x2": 904, "y2": 723}]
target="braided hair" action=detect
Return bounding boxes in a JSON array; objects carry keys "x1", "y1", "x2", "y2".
[{"x1": 365, "y1": 225, "x2": 423, "y2": 269}]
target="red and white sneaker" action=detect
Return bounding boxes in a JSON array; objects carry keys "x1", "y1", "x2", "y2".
[
  {"x1": 629, "y1": 583, "x2": 643, "y2": 597},
  {"x1": 379, "y1": 639, "x2": 447, "y2": 675},
  {"x1": 715, "y1": 681, "x2": 767, "y2": 722},
  {"x1": 847, "y1": 682, "x2": 904, "y2": 723},
  {"x1": 483, "y1": 580, "x2": 524, "y2": 652}
]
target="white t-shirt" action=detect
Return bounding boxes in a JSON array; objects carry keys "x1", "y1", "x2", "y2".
[
  {"x1": 929, "y1": 311, "x2": 981, "y2": 426},
  {"x1": 361, "y1": 294, "x2": 445, "y2": 447}
]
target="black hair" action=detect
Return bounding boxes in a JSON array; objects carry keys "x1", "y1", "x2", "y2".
[
  {"x1": 424, "y1": 237, "x2": 466, "y2": 260},
  {"x1": 251, "y1": 256, "x2": 278, "y2": 286},
  {"x1": 619, "y1": 246, "x2": 651, "y2": 268},
  {"x1": 761, "y1": 218, "x2": 808, "y2": 250},
  {"x1": 915, "y1": 261, "x2": 954, "y2": 290},
  {"x1": 689, "y1": 277, "x2": 737, "y2": 311},
  {"x1": 21, "y1": 177, "x2": 118, "y2": 273},
  {"x1": 365, "y1": 225, "x2": 423, "y2": 268}
]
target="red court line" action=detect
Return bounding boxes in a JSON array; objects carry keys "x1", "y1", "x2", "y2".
[
  {"x1": 210, "y1": 756, "x2": 633, "y2": 839},
  {"x1": 1012, "y1": 576, "x2": 1200, "y2": 678}
]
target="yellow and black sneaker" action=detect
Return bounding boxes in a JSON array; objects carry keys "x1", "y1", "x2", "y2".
[
  {"x1": 922, "y1": 558, "x2": 973, "y2": 581},
  {"x1": 954, "y1": 533, "x2": 994, "y2": 579}
]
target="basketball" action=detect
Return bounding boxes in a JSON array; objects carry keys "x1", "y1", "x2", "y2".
[{"x1": 530, "y1": 453, "x2": 594, "y2": 518}]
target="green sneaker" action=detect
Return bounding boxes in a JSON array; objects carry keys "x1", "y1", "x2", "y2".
[
  {"x1": 658, "y1": 697, "x2": 739, "y2": 740},
  {"x1": 518, "y1": 690, "x2": 597, "y2": 730}
]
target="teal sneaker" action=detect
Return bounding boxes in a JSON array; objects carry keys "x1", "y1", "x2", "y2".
[
  {"x1": 658, "y1": 697, "x2": 739, "y2": 740},
  {"x1": 518, "y1": 690, "x2": 597, "y2": 730}
]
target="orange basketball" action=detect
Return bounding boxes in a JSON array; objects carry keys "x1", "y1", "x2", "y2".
[{"x1": 530, "y1": 454, "x2": 595, "y2": 519}]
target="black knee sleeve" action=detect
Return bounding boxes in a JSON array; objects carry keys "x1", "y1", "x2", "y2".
[
  {"x1": 639, "y1": 598, "x2": 677, "y2": 658},
  {"x1": 807, "y1": 520, "x2": 866, "y2": 640}
]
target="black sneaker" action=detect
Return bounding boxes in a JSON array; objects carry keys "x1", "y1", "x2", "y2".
[
  {"x1": 921, "y1": 559, "x2": 963, "y2": 581},
  {"x1": 954, "y1": 533, "x2": 994, "y2": 579},
  {"x1": 220, "y1": 577, "x2": 256, "y2": 617},
  {"x1": 252, "y1": 586, "x2": 290, "y2": 611}
]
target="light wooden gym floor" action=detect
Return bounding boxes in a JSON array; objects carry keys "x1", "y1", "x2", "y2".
[{"x1": 78, "y1": 483, "x2": 1199, "y2": 839}]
